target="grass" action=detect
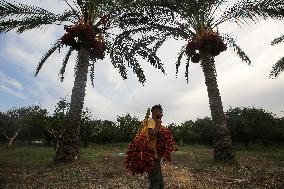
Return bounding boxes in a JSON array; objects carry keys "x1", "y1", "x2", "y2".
[{"x1": 0, "y1": 143, "x2": 283, "y2": 188}]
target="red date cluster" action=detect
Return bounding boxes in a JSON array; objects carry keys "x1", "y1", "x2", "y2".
[
  {"x1": 124, "y1": 133, "x2": 155, "y2": 175},
  {"x1": 186, "y1": 30, "x2": 227, "y2": 63},
  {"x1": 124, "y1": 127, "x2": 176, "y2": 175},
  {"x1": 60, "y1": 24, "x2": 106, "y2": 59},
  {"x1": 157, "y1": 127, "x2": 177, "y2": 161}
]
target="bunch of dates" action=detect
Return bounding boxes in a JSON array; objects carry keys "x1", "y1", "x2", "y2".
[
  {"x1": 124, "y1": 133, "x2": 155, "y2": 175},
  {"x1": 157, "y1": 127, "x2": 177, "y2": 161},
  {"x1": 186, "y1": 30, "x2": 227, "y2": 63},
  {"x1": 61, "y1": 24, "x2": 106, "y2": 59},
  {"x1": 124, "y1": 127, "x2": 176, "y2": 175}
]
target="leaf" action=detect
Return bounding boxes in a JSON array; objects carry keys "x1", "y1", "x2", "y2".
[
  {"x1": 35, "y1": 43, "x2": 61, "y2": 76},
  {"x1": 269, "y1": 56, "x2": 284, "y2": 78},
  {"x1": 60, "y1": 47, "x2": 74, "y2": 82}
]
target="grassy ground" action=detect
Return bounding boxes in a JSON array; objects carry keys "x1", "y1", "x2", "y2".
[{"x1": 0, "y1": 143, "x2": 283, "y2": 189}]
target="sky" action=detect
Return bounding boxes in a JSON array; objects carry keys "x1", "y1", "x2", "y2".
[{"x1": 0, "y1": 0, "x2": 284, "y2": 125}]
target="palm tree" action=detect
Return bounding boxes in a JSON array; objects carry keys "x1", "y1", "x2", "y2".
[
  {"x1": 270, "y1": 33, "x2": 284, "y2": 78},
  {"x1": 0, "y1": 0, "x2": 167, "y2": 163},
  {"x1": 116, "y1": 0, "x2": 284, "y2": 161}
]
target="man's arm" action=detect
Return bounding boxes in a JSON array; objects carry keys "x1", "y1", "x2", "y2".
[{"x1": 148, "y1": 118, "x2": 161, "y2": 140}]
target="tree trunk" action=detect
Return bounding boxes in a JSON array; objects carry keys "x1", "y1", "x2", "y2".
[
  {"x1": 200, "y1": 52, "x2": 234, "y2": 161},
  {"x1": 54, "y1": 46, "x2": 90, "y2": 163},
  {"x1": 7, "y1": 128, "x2": 22, "y2": 148}
]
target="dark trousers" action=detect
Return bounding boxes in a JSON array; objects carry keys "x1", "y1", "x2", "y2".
[{"x1": 148, "y1": 159, "x2": 164, "y2": 189}]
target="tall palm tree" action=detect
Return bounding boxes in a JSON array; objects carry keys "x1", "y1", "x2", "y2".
[
  {"x1": 0, "y1": 0, "x2": 168, "y2": 163},
  {"x1": 270, "y1": 33, "x2": 284, "y2": 78},
  {"x1": 116, "y1": 0, "x2": 284, "y2": 161}
]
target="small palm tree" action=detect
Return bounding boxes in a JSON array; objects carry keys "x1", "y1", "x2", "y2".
[
  {"x1": 117, "y1": 0, "x2": 284, "y2": 161},
  {"x1": 270, "y1": 34, "x2": 284, "y2": 78},
  {"x1": 0, "y1": 0, "x2": 167, "y2": 163}
]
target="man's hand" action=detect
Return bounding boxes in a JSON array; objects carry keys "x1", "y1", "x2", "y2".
[
  {"x1": 154, "y1": 118, "x2": 162, "y2": 126},
  {"x1": 153, "y1": 118, "x2": 161, "y2": 133},
  {"x1": 148, "y1": 129, "x2": 156, "y2": 140}
]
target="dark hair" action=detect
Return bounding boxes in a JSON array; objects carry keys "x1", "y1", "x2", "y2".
[{"x1": 151, "y1": 104, "x2": 163, "y2": 112}]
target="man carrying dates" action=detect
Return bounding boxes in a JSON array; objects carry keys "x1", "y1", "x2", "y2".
[{"x1": 147, "y1": 104, "x2": 164, "y2": 189}]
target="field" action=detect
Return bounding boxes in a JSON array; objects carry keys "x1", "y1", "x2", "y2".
[{"x1": 0, "y1": 144, "x2": 283, "y2": 189}]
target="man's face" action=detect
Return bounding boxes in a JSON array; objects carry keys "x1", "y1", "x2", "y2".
[{"x1": 153, "y1": 108, "x2": 163, "y2": 119}]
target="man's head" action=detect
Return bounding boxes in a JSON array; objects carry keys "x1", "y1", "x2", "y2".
[{"x1": 151, "y1": 104, "x2": 163, "y2": 119}]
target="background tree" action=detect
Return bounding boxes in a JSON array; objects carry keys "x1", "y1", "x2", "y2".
[
  {"x1": 79, "y1": 108, "x2": 95, "y2": 148},
  {"x1": 272, "y1": 117, "x2": 284, "y2": 146},
  {"x1": 193, "y1": 117, "x2": 214, "y2": 145},
  {"x1": 116, "y1": 0, "x2": 284, "y2": 161},
  {"x1": 116, "y1": 113, "x2": 140, "y2": 142},
  {"x1": 43, "y1": 98, "x2": 69, "y2": 150},
  {"x1": 91, "y1": 120, "x2": 118, "y2": 144},
  {"x1": 18, "y1": 106, "x2": 49, "y2": 144},
  {"x1": 0, "y1": 106, "x2": 47, "y2": 148},
  {"x1": 226, "y1": 107, "x2": 279, "y2": 146}
]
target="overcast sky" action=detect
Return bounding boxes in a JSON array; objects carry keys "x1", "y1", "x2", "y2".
[{"x1": 0, "y1": 0, "x2": 284, "y2": 125}]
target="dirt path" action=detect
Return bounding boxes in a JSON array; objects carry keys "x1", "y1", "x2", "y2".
[{"x1": 0, "y1": 146, "x2": 283, "y2": 188}]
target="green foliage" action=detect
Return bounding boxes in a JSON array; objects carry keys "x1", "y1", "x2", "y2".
[
  {"x1": 116, "y1": 113, "x2": 140, "y2": 142},
  {"x1": 42, "y1": 98, "x2": 94, "y2": 149},
  {"x1": 79, "y1": 108, "x2": 95, "y2": 147},
  {"x1": 0, "y1": 105, "x2": 49, "y2": 146},
  {"x1": 226, "y1": 107, "x2": 283, "y2": 146},
  {"x1": 169, "y1": 118, "x2": 214, "y2": 145},
  {"x1": 1, "y1": 105, "x2": 283, "y2": 146},
  {"x1": 91, "y1": 120, "x2": 118, "y2": 143},
  {"x1": 193, "y1": 117, "x2": 214, "y2": 145}
]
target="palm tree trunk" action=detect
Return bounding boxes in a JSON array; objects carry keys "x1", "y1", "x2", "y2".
[
  {"x1": 200, "y1": 52, "x2": 234, "y2": 161},
  {"x1": 54, "y1": 46, "x2": 90, "y2": 163}
]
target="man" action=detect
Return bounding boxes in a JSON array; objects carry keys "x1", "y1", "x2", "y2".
[{"x1": 147, "y1": 104, "x2": 164, "y2": 189}]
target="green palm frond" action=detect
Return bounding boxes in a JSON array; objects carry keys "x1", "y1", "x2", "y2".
[
  {"x1": 222, "y1": 35, "x2": 251, "y2": 65},
  {"x1": 216, "y1": 0, "x2": 284, "y2": 26},
  {"x1": 110, "y1": 29, "x2": 167, "y2": 84},
  {"x1": 175, "y1": 45, "x2": 186, "y2": 76},
  {"x1": 35, "y1": 43, "x2": 61, "y2": 76},
  {"x1": 185, "y1": 57, "x2": 190, "y2": 84},
  {"x1": 270, "y1": 56, "x2": 284, "y2": 78},
  {"x1": 271, "y1": 34, "x2": 284, "y2": 45},
  {"x1": 89, "y1": 60, "x2": 95, "y2": 86},
  {"x1": 106, "y1": 38, "x2": 128, "y2": 80},
  {"x1": 60, "y1": 47, "x2": 74, "y2": 82},
  {"x1": 0, "y1": 1, "x2": 55, "y2": 18},
  {"x1": 0, "y1": 1, "x2": 79, "y2": 33}
]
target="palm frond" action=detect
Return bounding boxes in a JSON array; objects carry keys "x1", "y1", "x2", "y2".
[
  {"x1": 60, "y1": 47, "x2": 74, "y2": 82},
  {"x1": 62, "y1": 0, "x2": 81, "y2": 20},
  {"x1": 35, "y1": 43, "x2": 61, "y2": 76},
  {"x1": 106, "y1": 39, "x2": 128, "y2": 80},
  {"x1": 185, "y1": 57, "x2": 190, "y2": 84},
  {"x1": 0, "y1": 1, "x2": 78, "y2": 33},
  {"x1": 222, "y1": 35, "x2": 251, "y2": 65},
  {"x1": 89, "y1": 59, "x2": 95, "y2": 87},
  {"x1": 175, "y1": 45, "x2": 186, "y2": 76},
  {"x1": 113, "y1": 36, "x2": 147, "y2": 83},
  {"x1": 216, "y1": 0, "x2": 284, "y2": 26},
  {"x1": 0, "y1": 1, "x2": 55, "y2": 18},
  {"x1": 271, "y1": 34, "x2": 284, "y2": 45},
  {"x1": 270, "y1": 56, "x2": 284, "y2": 78},
  {"x1": 110, "y1": 26, "x2": 173, "y2": 84}
]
